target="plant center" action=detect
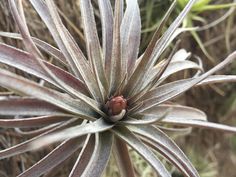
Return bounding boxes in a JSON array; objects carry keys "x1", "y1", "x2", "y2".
[{"x1": 105, "y1": 95, "x2": 127, "y2": 122}]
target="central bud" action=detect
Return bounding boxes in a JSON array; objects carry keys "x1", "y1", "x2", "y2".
[{"x1": 105, "y1": 95, "x2": 127, "y2": 122}]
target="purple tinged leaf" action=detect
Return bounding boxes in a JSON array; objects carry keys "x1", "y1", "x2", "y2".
[
  {"x1": 0, "y1": 97, "x2": 64, "y2": 116},
  {"x1": 79, "y1": 132, "x2": 113, "y2": 177},
  {"x1": 113, "y1": 137, "x2": 136, "y2": 177},
  {"x1": 79, "y1": 0, "x2": 108, "y2": 91},
  {"x1": 0, "y1": 68, "x2": 96, "y2": 119},
  {"x1": 0, "y1": 115, "x2": 71, "y2": 128},
  {"x1": 9, "y1": 0, "x2": 43, "y2": 59},
  {"x1": 112, "y1": 126, "x2": 171, "y2": 177},
  {"x1": 10, "y1": 0, "x2": 102, "y2": 110},
  {"x1": 137, "y1": 51, "x2": 236, "y2": 111},
  {"x1": 28, "y1": 0, "x2": 81, "y2": 77},
  {"x1": 29, "y1": 0, "x2": 102, "y2": 101},
  {"x1": 109, "y1": 0, "x2": 123, "y2": 94},
  {"x1": 69, "y1": 135, "x2": 95, "y2": 177},
  {"x1": 30, "y1": 118, "x2": 114, "y2": 149},
  {"x1": 123, "y1": 0, "x2": 177, "y2": 96},
  {"x1": 18, "y1": 137, "x2": 85, "y2": 177},
  {"x1": 124, "y1": 0, "x2": 199, "y2": 97},
  {"x1": 129, "y1": 125, "x2": 199, "y2": 177},
  {"x1": 98, "y1": 0, "x2": 113, "y2": 78},
  {"x1": 121, "y1": 0, "x2": 141, "y2": 76},
  {"x1": 0, "y1": 119, "x2": 76, "y2": 160},
  {"x1": 0, "y1": 32, "x2": 67, "y2": 65},
  {"x1": 0, "y1": 43, "x2": 89, "y2": 95}
]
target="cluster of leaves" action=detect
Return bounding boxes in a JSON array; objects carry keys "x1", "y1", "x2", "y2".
[{"x1": 0, "y1": 0, "x2": 236, "y2": 176}]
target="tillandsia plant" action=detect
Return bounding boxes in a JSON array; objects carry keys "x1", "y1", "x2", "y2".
[{"x1": 1, "y1": 0, "x2": 236, "y2": 177}]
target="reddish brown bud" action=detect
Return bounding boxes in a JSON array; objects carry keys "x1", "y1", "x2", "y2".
[{"x1": 106, "y1": 96, "x2": 127, "y2": 116}]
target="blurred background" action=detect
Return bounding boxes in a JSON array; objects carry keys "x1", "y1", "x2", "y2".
[{"x1": 0, "y1": 0, "x2": 236, "y2": 176}]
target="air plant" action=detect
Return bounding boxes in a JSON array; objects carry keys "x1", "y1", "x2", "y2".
[{"x1": 0, "y1": 0, "x2": 236, "y2": 177}]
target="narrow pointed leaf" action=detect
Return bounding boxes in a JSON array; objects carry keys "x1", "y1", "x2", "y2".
[
  {"x1": 113, "y1": 137, "x2": 136, "y2": 177},
  {"x1": 79, "y1": 0, "x2": 108, "y2": 90},
  {"x1": 0, "y1": 97, "x2": 64, "y2": 116},
  {"x1": 0, "y1": 119, "x2": 76, "y2": 160},
  {"x1": 121, "y1": 109, "x2": 169, "y2": 125},
  {"x1": 0, "y1": 43, "x2": 88, "y2": 95},
  {"x1": 29, "y1": 0, "x2": 102, "y2": 100},
  {"x1": 197, "y1": 75, "x2": 236, "y2": 86},
  {"x1": 31, "y1": 118, "x2": 114, "y2": 149},
  {"x1": 123, "y1": 0, "x2": 176, "y2": 96},
  {"x1": 80, "y1": 132, "x2": 113, "y2": 177},
  {"x1": 0, "y1": 115, "x2": 71, "y2": 128},
  {"x1": 138, "y1": 51, "x2": 236, "y2": 111},
  {"x1": 98, "y1": 0, "x2": 113, "y2": 76},
  {"x1": 109, "y1": 0, "x2": 123, "y2": 94},
  {"x1": 0, "y1": 68, "x2": 96, "y2": 119},
  {"x1": 18, "y1": 138, "x2": 85, "y2": 177},
  {"x1": 129, "y1": 125, "x2": 199, "y2": 177},
  {"x1": 121, "y1": 0, "x2": 141, "y2": 76},
  {"x1": 124, "y1": 0, "x2": 198, "y2": 96},
  {"x1": 162, "y1": 118, "x2": 236, "y2": 133},
  {"x1": 0, "y1": 31, "x2": 67, "y2": 65},
  {"x1": 111, "y1": 126, "x2": 171, "y2": 177},
  {"x1": 69, "y1": 135, "x2": 95, "y2": 177}
]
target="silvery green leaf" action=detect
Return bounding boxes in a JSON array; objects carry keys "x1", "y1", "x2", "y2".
[
  {"x1": 129, "y1": 125, "x2": 199, "y2": 177},
  {"x1": 79, "y1": 132, "x2": 113, "y2": 177},
  {"x1": 0, "y1": 115, "x2": 70, "y2": 128},
  {"x1": 137, "y1": 51, "x2": 236, "y2": 111},
  {"x1": 112, "y1": 126, "x2": 171, "y2": 177},
  {"x1": 0, "y1": 32, "x2": 67, "y2": 65},
  {"x1": 0, "y1": 119, "x2": 76, "y2": 160},
  {"x1": 113, "y1": 137, "x2": 136, "y2": 177},
  {"x1": 30, "y1": 118, "x2": 113, "y2": 149},
  {"x1": 0, "y1": 68, "x2": 96, "y2": 119},
  {"x1": 121, "y1": 0, "x2": 141, "y2": 76},
  {"x1": 29, "y1": 0, "x2": 102, "y2": 101},
  {"x1": 69, "y1": 135, "x2": 95, "y2": 177},
  {"x1": 0, "y1": 43, "x2": 89, "y2": 95},
  {"x1": 0, "y1": 97, "x2": 64, "y2": 116},
  {"x1": 18, "y1": 138, "x2": 85, "y2": 177}
]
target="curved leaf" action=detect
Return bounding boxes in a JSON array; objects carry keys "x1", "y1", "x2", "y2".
[
  {"x1": 0, "y1": 43, "x2": 88, "y2": 95},
  {"x1": 0, "y1": 97, "x2": 64, "y2": 116},
  {"x1": 121, "y1": 0, "x2": 141, "y2": 76},
  {"x1": 111, "y1": 126, "x2": 171, "y2": 177},
  {"x1": 142, "y1": 104, "x2": 207, "y2": 122},
  {"x1": 79, "y1": 0, "x2": 108, "y2": 90},
  {"x1": 137, "y1": 51, "x2": 236, "y2": 111},
  {"x1": 98, "y1": 0, "x2": 113, "y2": 77},
  {"x1": 69, "y1": 135, "x2": 95, "y2": 177},
  {"x1": 0, "y1": 32, "x2": 67, "y2": 65},
  {"x1": 29, "y1": 0, "x2": 102, "y2": 101},
  {"x1": 0, "y1": 68, "x2": 96, "y2": 119},
  {"x1": 0, "y1": 119, "x2": 76, "y2": 160},
  {"x1": 31, "y1": 118, "x2": 114, "y2": 149},
  {"x1": 80, "y1": 132, "x2": 113, "y2": 177},
  {"x1": 0, "y1": 115, "x2": 71, "y2": 128},
  {"x1": 18, "y1": 137, "x2": 85, "y2": 177},
  {"x1": 129, "y1": 125, "x2": 199, "y2": 177}
]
